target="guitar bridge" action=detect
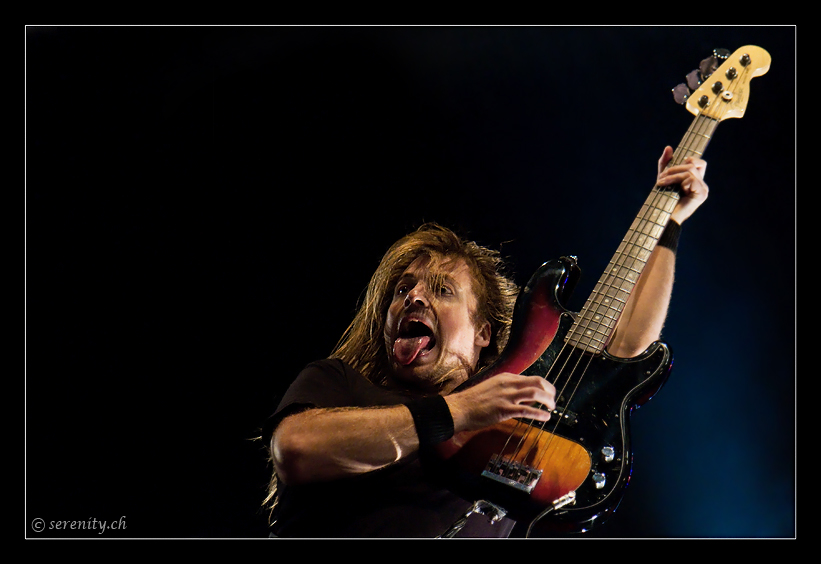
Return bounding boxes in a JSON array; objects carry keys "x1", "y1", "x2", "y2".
[{"x1": 481, "y1": 456, "x2": 542, "y2": 494}]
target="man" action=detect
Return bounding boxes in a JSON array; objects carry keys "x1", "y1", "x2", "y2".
[{"x1": 261, "y1": 146, "x2": 708, "y2": 537}]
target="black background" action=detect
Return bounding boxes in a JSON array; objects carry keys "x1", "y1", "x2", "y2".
[{"x1": 26, "y1": 25, "x2": 795, "y2": 538}]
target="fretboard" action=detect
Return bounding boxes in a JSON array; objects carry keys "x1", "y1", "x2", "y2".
[{"x1": 564, "y1": 114, "x2": 719, "y2": 354}]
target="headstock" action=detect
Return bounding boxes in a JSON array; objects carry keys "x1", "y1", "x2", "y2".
[{"x1": 672, "y1": 46, "x2": 771, "y2": 121}]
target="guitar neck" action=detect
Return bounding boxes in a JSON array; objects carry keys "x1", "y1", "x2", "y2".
[{"x1": 565, "y1": 114, "x2": 719, "y2": 354}]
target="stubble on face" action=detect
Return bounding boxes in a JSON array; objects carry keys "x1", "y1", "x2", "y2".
[{"x1": 383, "y1": 255, "x2": 488, "y2": 395}]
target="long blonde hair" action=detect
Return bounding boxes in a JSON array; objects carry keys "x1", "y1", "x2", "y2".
[{"x1": 262, "y1": 223, "x2": 519, "y2": 521}]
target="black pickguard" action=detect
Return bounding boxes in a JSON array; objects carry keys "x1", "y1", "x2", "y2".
[{"x1": 521, "y1": 313, "x2": 672, "y2": 535}]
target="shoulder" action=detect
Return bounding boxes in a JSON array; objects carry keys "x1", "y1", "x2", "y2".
[
  {"x1": 295, "y1": 358, "x2": 367, "y2": 388},
  {"x1": 283, "y1": 358, "x2": 416, "y2": 413},
  {"x1": 261, "y1": 359, "x2": 356, "y2": 443}
]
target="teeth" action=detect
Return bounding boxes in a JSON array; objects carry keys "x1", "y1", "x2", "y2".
[{"x1": 399, "y1": 317, "x2": 431, "y2": 337}]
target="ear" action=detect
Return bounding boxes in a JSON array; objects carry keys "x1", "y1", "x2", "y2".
[{"x1": 474, "y1": 320, "x2": 491, "y2": 348}]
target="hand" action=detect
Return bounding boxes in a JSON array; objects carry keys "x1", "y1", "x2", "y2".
[
  {"x1": 657, "y1": 146, "x2": 709, "y2": 224},
  {"x1": 445, "y1": 373, "x2": 556, "y2": 433}
]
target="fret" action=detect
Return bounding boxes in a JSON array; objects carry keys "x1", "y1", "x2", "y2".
[
  {"x1": 635, "y1": 221, "x2": 667, "y2": 236},
  {"x1": 588, "y1": 288, "x2": 629, "y2": 308},
  {"x1": 615, "y1": 241, "x2": 652, "y2": 263},
  {"x1": 567, "y1": 331, "x2": 608, "y2": 354},
  {"x1": 605, "y1": 267, "x2": 641, "y2": 286},
  {"x1": 565, "y1": 111, "x2": 717, "y2": 355},
  {"x1": 584, "y1": 309, "x2": 619, "y2": 325},
  {"x1": 684, "y1": 129, "x2": 711, "y2": 142},
  {"x1": 578, "y1": 293, "x2": 625, "y2": 314},
  {"x1": 630, "y1": 222, "x2": 666, "y2": 239},
  {"x1": 634, "y1": 204, "x2": 671, "y2": 225},
  {"x1": 643, "y1": 194, "x2": 679, "y2": 214},
  {"x1": 623, "y1": 233, "x2": 659, "y2": 256},
  {"x1": 676, "y1": 136, "x2": 709, "y2": 157},
  {"x1": 675, "y1": 115, "x2": 718, "y2": 161},
  {"x1": 620, "y1": 231, "x2": 657, "y2": 247},
  {"x1": 574, "y1": 314, "x2": 618, "y2": 335}
]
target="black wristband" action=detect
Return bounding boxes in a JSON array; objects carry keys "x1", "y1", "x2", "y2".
[
  {"x1": 657, "y1": 220, "x2": 681, "y2": 253},
  {"x1": 405, "y1": 395, "x2": 454, "y2": 446}
]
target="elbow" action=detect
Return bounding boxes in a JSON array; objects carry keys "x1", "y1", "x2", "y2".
[
  {"x1": 608, "y1": 330, "x2": 659, "y2": 358},
  {"x1": 610, "y1": 342, "x2": 648, "y2": 359},
  {"x1": 270, "y1": 422, "x2": 312, "y2": 486}
]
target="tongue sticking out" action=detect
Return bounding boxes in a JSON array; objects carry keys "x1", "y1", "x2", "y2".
[{"x1": 393, "y1": 336, "x2": 431, "y2": 366}]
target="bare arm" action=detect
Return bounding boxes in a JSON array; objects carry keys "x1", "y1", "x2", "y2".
[
  {"x1": 608, "y1": 244, "x2": 676, "y2": 357},
  {"x1": 608, "y1": 146, "x2": 708, "y2": 357},
  {"x1": 272, "y1": 404, "x2": 419, "y2": 484},
  {"x1": 271, "y1": 373, "x2": 556, "y2": 485}
]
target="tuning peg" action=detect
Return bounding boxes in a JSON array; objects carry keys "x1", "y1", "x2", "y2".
[
  {"x1": 672, "y1": 83, "x2": 690, "y2": 104},
  {"x1": 698, "y1": 48, "x2": 731, "y2": 80},
  {"x1": 686, "y1": 69, "x2": 701, "y2": 91},
  {"x1": 673, "y1": 48, "x2": 735, "y2": 105},
  {"x1": 698, "y1": 55, "x2": 716, "y2": 80},
  {"x1": 673, "y1": 67, "x2": 705, "y2": 104}
]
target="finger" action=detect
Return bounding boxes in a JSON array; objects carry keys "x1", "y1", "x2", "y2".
[
  {"x1": 658, "y1": 170, "x2": 691, "y2": 186},
  {"x1": 659, "y1": 168, "x2": 707, "y2": 191},
  {"x1": 683, "y1": 180, "x2": 709, "y2": 199},
  {"x1": 515, "y1": 377, "x2": 556, "y2": 410},
  {"x1": 667, "y1": 158, "x2": 707, "y2": 180},
  {"x1": 657, "y1": 146, "x2": 674, "y2": 176},
  {"x1": 675, "y1": 180, "x2": 708, "y2": 204},
  {"x1": 492, "y1": 374, "x2": 557, "y2": 414},
  {"x1": 516, "y1": 404, "x2": 553, "y2": 422},
  {"x1": 683, "y1": 156, "x2": 707, "y2": 171}
]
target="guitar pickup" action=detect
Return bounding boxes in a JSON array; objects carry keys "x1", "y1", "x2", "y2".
[
  {"x1": 481, "y1": 456, "x2": 542, "y2": 494},
  {"x1": 545, "y1": 406, "x2": 579, "y2": 426}
]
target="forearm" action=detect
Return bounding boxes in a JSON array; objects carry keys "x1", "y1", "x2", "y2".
[
  {"x1": 608, "y1": 244, "x2": 675, "y2": 357},
  {"x1": 272, "y1": 372, "x2": 557, "y2": 486},
  {"x1": 610, "y1": 144, "x2": 708, "y2": 357},
  {"x1": 272, "y1": 405, "x2": 420, "y2": 485}
]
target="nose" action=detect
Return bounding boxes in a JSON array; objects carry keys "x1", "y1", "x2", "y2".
[{"x1": 404, "y1": 282, "x2": 430, "y2": 309}]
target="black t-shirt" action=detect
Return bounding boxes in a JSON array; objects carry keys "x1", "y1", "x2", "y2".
[{"x1": 261, "y1": 359, "x2": 515, "y2": 538}]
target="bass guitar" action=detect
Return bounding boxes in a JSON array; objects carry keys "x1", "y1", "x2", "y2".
[{"x1": 435, "y1": 45, "x2": 771, "y2": 536}]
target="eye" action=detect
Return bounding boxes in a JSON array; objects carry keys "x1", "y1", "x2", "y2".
[{"x1": 436, "y1": 284, "x2": 454, "y2": 296}]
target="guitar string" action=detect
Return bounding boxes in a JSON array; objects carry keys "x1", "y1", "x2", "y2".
[
  {"x1": 486, "y1": 160, "x2": 683, "y2": 473},
  {"x1": 486, "y1": 63, "x2": 742, "y2": 490},
  {"x1": 491, "y1": 103, "x2": 724, "y2": 488},
  {"x1": 521, "y1": 181, "x2": 679, "y2": 474},
  {"x1": 489, "y1": 164, "x2": 682, "y2": 478},
  {"x1": 497, "y1": 62, "x2": 748, "y2": 508},
  {"x1": 485, "y1": 325, "x2": 588, "y2": 476},
  {"x1": 488, "y1": 102, "x2": 715, "y2": 472},
  {"x1": 493, "y1": 177, "x2": 680, "y2": 479},
  {"x1": 524, "y1": 100, "x2": 731, "y2": 483},
  {"x1": 506, "y1": 130, "x2": 696, "y2": 471}
]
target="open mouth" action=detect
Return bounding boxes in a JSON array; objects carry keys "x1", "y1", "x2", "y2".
[{"x1": 393, "y1": 317, "x2": 437, "y2": 366}]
